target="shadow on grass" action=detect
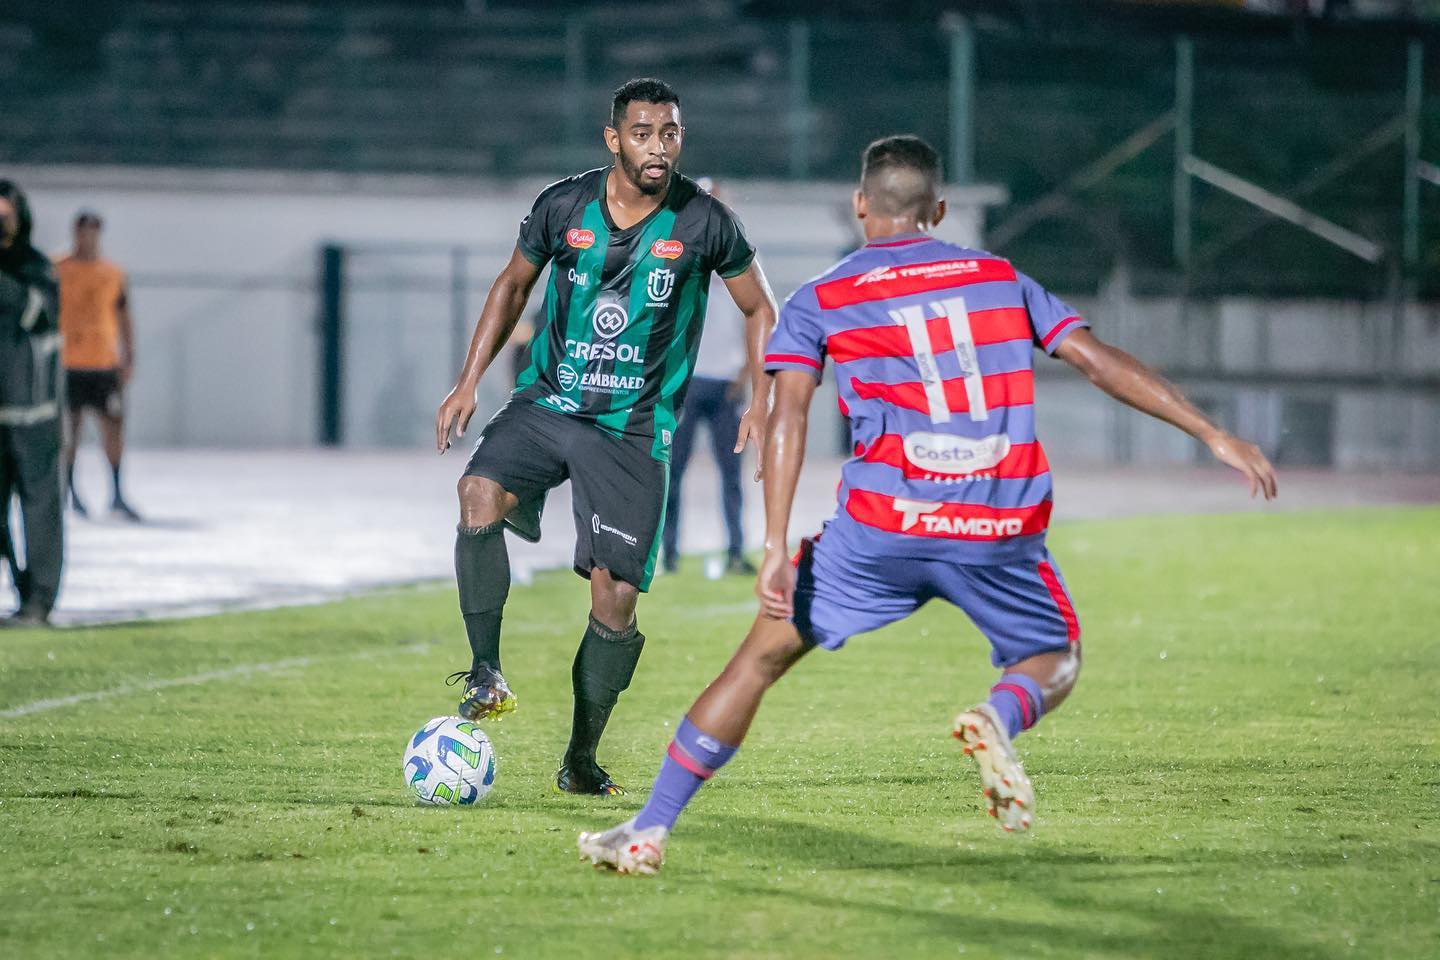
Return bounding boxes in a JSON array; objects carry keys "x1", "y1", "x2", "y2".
[
  {"x1": 695, "y1": 814, "x2": 1337, "y2": 960},
  {"x1": 725, "y1": 882, "x2": 1328, "y2": 960}
]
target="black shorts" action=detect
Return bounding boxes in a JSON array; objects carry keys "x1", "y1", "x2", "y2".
[
  {"x1": 66, "y1": 368, "x2": 123, "y2": 415},
  {"x1": 464, "y1": 400, "x2": 669, "y2": 591}
]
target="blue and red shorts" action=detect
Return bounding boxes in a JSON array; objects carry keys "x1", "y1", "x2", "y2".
[{"x1": 791, "y1": 518, "x2": 1080, "y2": 667}]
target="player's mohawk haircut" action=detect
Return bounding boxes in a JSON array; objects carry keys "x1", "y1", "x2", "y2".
[
  {"x1": 611, "y1": 77, "x2": 680, "y2": 129},
  {"x1": 861, "y1": 135, "x2": 944, "y2": 219}
]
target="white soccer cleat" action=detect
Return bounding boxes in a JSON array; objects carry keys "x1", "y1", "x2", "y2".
[
  {"x1": 577, "y1": 818, "x2": 668, "y2": 876},
  {"x1": 953, "y1": 702, "x2": 1035, "y2": 833}
]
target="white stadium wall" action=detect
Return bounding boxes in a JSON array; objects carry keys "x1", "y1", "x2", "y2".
[
  {"x1": 12, "y1": 164, "x2": 1440, "y2": 468},
  {"x1": 14, "y1": 165, "x2": 1000, "y2": 453}
]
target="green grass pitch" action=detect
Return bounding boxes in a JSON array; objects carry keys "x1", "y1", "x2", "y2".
[{"x1": 0, "y1": 507, "x2": 1436, "y2": 959}]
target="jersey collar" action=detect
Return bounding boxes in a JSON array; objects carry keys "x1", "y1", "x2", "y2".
[{"x1": 865, "y1": 232, "x2": 932, "y2": 248}]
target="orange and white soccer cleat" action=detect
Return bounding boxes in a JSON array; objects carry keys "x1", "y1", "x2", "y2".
[
  {"x1": 577, "y1": 818, "x2": 668, "y2": 876},
  {"x1": 953, "y1": 702, "x2": 1035, "y2": 833}
]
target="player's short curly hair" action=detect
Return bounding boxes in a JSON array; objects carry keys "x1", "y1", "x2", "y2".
[
  {"x1": 861, "y1": 135, "x2": 944, "y2": 218},
  {"x1": 611, "y1": 78, "x2": 681, "y2": 129}
]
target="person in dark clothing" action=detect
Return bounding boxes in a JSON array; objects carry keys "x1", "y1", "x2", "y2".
[
  {"x1": 0, "y1": 179, "x2": 64, "y2": 627},
  {"x1": 658, "y1": 273, "x2": 753, "y2": 577},
  {"x1": 659, "y1": 181, "x2": 755, "y2": 577}
]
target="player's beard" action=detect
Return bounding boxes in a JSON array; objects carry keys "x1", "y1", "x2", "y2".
[{"x1": 619, "y1": 150, "x2": 671, "y2": 197}]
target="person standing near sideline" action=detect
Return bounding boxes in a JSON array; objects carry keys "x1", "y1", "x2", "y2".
[
  {"x1": 0, "y1": 179, "x2": 63, "y2": 628},
  {"x1": 56, "y1": 209, "x2": 140, "y2": 521},
  {"x1": 660, "y1": 181, "x2": 755, "y2": 576}
]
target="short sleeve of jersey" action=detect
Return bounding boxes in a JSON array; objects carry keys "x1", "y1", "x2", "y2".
[
  {"x1": 1018, "y1": 271, "x2": 1088, "y2": 355},
  {"x1": 706, "y1": 200, "x2": 756, "y2": 279},
  {"x1": 516, "y1": 181, "x2": 567, "y2": 267},
  {"x1": 764, "y1": 285, "x2": 826, "y2": 382}
]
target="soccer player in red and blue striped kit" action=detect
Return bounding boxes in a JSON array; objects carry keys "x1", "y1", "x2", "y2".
[{"x1": 579, "y1": 135, "x2": 1277, "y2": 875}]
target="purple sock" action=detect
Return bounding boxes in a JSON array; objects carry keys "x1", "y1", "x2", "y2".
[
  {"x1": 632, "y1": 716, "x2": 738, "y2": 831},
  {"x1": 987, "y1": 674, "x2": 1045, "y2": 739}
]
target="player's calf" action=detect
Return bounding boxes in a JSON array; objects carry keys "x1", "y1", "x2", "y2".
[{"x1": 452, "y1": 511, "x2": 516, "y2": 720}]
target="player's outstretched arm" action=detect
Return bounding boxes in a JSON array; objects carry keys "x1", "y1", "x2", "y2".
[
  {"x1": 1055, "y1": 328, "x2": 1278, "y2": 499},
  {"x1": 435, "y1": 247, "x2": 543, "y2": 453},
  {"x1": 721, "y1": 262, "x2": 779, "y2": 478},
  {"x1": 757, "y1": 370, "x2": 818, "y2": 619}
]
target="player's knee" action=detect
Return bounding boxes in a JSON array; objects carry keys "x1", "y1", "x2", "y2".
[
  {"x1": 456, "y1": 476, "x2": 510, "y2": 528},
  {"x1": 591, "y1": 577, "x2": 639, "y2": 629},
  {"x1": 1051, "y1": 645, "x2": 1082, "y2": 697}
]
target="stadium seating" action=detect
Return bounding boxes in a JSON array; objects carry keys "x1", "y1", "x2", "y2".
[{"x1": 0, "y1": 1, "x2": 1433, "y2": 296}]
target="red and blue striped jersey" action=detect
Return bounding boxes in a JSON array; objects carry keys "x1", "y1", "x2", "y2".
[{"x1": 765, "y1": 234, "x2": 1088, "y2": 563}]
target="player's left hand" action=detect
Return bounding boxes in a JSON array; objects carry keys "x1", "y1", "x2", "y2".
[
  {"x1": 755, "y1": 548, "x2": 795, "y2": 620},
  {"x1": 734, "y1": 406, "x2": 766, "y2": 481},
  {"x1": 1205, "y1": 430, "x2": 1279, "y2": 500}
]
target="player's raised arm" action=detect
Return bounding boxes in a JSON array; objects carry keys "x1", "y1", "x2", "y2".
[
  {"x1": 756, "y1": 369, "x2": 817, "y2": 619},
  {"x1": 721, "y1": 261, "x2": 778, "y2": 476},
  {"x1": 435, "y1": 246, "x2": 543, "y2": 453},
  {"x1": 1055, "y1": 328, "x2": 1278, "y2": 499}
]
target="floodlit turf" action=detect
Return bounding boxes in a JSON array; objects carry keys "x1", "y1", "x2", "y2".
[{"x1": 0, "y1": 507, "x2": 1436, "y2": 960}]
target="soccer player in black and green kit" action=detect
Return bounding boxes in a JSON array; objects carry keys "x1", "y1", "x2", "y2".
[{"x1": 435, "y1": 79, "x2": 779, "y2": 795}]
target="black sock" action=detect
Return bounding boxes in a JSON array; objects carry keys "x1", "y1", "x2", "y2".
[
  {"x1": 565, "y1": 614, "x2": 646, "y2": 768},
  {"x1": 455, "y1": 522, "x2": 510, "y2": 674},
  {"x1": 110, "y1": 462, "x2": 123, "y2": 502}
]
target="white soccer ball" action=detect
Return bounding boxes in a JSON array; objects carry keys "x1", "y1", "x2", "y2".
[{"x1": 402, "y1": 716, "x2": 496, "y2": 806}]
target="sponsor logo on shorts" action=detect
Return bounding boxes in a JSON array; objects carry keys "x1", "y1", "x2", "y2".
[
  {"x1": 646, "y1": 267, "x2": 675, "y2": 305},
  {"x1": 556, "y1": 363, "x2": 579, "y2": 391},
  {"x1": 902, "y1": 432, "x2": 1010, "y2": 475},
  {"x1": 592, "y1": 513, "x2": 638, "y2": 546},
  {"x1": 651, "y1": 239, "x2": 684, "y2": 260},
  {"x1": 660, "y1": 428, "x2": 672, "y2": 446},
  {"x1": 567, "y1": 228, "x2": 596, "y2": 249},
  {"x1": 593, "y1": 300, "x2": 629, "y2": 340}
]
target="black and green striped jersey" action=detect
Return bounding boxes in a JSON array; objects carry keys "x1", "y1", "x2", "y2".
[{"x1": 511, "y1": 167, "x2": 755, "y2": 459}]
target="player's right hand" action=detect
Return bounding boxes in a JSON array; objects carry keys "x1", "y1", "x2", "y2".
[
  {"x1": 756, "y1": 548, "x2": 796, "y2": 620},
  {"x1": 435, "y1": 387, "x2": 477, "y2": 454},
  {"x1": 1205, "y1": 430, "x2": 1279, "y2": 500}
]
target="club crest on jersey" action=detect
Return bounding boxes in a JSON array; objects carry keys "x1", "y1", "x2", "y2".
[
  {"x1": 567, "y1": 228, "x2": 596, "y2": 249},
  {"x1": 592, "y1": 300, "x2": 629, "y2": 340},
  {"x1": 646, "y1": 268, "x2": 675, "y2": 304},
  {"x1": 651, "y1": 239, "x2": 684, "y2": 260}
]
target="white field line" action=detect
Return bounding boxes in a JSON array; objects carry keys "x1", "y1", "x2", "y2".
[{"x1": 0, "y1": 643, "x2": 430, "y2": 720}]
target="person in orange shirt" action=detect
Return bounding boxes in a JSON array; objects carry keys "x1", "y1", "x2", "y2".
[{"x1": 56, "y1": 210, "x2": 140, "y2": 521}]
